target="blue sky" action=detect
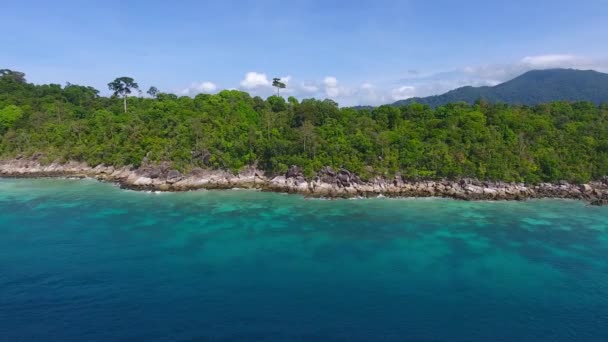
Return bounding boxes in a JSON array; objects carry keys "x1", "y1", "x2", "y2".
[{"x1": 2, "y1": 0, "x2": 608, "y2": 105}]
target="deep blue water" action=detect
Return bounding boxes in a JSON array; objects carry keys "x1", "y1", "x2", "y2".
[{"x1": 1, "y1": 179, "x2": 608, "y2": 341}]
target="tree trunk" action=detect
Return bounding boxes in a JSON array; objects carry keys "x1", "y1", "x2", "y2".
[{"x1": 123, "y1": 95, "x2": 127, "y2": 113}]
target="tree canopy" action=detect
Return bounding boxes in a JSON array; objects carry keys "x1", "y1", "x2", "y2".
[
  {"x1": 147, "y1": 86, "x2": 159, "y2": 98},
  {"x1": 272, "y1": 78, "x2": 286, "y2": 96},
  {"x1": 108, "y1": 77, "x2": 139, "y2": 112},
  {"x1": 1, "y1": 70, "x2": 608, "y2": 184}
]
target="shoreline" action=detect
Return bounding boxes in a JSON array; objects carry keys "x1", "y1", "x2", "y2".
[{"x1": 1, "y1": 159, "x2": 607, "y2": 205}]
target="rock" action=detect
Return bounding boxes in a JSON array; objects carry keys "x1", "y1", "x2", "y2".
[
  {"x1": 167, "y1": 170, "x2": 182, "y2": 183},
  {"x1": 320, "y1": 166, "x2": 336, "y2": 177},
  {"x1": 133, "y1": 177, "x2": 152, "y2": 186},
  {"x1": 460, "y1": 178, "x2": 473, "y2": 186},
  {"x1": 148, "y1": 168, "x2": 161, "y2": 179},
  {"x1": 337, "y1": 169, "x2": 351, "y2": 187},
  {"x1": 239, "y1": 165, "x2": 262, "y2": 178},
  {"x1": 270, "y1": 176, "x2": 286, "y2": 184},
  {"x1": 317, "y1": 166, "x2": 338, "y2": 184},
  {"x1": 339, "y1": 168, "x2": 351, "y2": 177},
  {"x1": 465, "y1": 185, "x2": 483, "y2": 194},
  {"x1": 286, "y1": 165, "x2": 303, "y2": 178},
  {"x1": 1, "y1": 156, "x2": 607, "y2": 203}
]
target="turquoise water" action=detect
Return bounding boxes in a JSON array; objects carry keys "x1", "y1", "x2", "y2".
[{"x1": 1, "y1": 179, "x2": 608, "y2": 341}]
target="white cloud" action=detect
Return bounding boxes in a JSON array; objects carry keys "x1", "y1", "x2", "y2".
[
  {"x1": 520, "y1": 54, "x2": 577, "y2": 67},
  {"x1": 323, "y1": 76, "x2": 341, "y2": 98},
  {"x1": 300, "y1": 82, "x2": 319, "y2": 93},
  {"x1": 196, "y1": 81, "x2": 217, "y2": 93},
  {"x1": 398, "y1": 54, "x2": 608, "y2": 102},
  {"x1": 391, "y1": 86, "x2": 416, "y2": 101},
  {"x1": 357, "y1": 83, "x2": 391, "y2": 105},
  {"x1": 179, "y1": 81, "x2": 218, "y2": 95},
  {"x1": 323, "y1": 76, "x2": 338, "y2": 88},
  {"x1": 460, "y1": 54, "x2": 608, "y2": 84},
  {"x1": 326, "y1": 87, "x2": 340, "y2": 98},
  {"x1": 174, "y1": 54, "x2": 608, "y2": 106},
  {"x1": 240, "y1": 72, "x2": 270, "y2": 89},
  {"x1": 276, "y1": 75, "x2": 294, "y2": 94}
]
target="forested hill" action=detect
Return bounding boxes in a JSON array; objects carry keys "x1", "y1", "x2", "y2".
[
  {"x1": 393, "y1": 69, "x2": 608, "y2": 107},
  {"x1": 1, "y1": 69, "x2": 608, "y2": 183}
]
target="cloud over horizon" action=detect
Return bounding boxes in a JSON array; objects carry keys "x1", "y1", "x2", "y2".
[
  {"x1": 240, "y1": 72, "x2": 271, "y2": 89},
  {"x1": 179, "y1": 81, "x2": 218, "y2": 96},
  {"x1": 172, "y1": 54, "x2": 608, "y2": 106}
]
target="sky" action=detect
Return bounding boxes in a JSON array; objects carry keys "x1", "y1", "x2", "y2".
[{"x1": 2, "y1": 0, "x2": 608, "y2": 106}]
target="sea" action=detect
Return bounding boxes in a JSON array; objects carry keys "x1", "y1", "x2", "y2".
[{"x1": 1, "y1": 178, "x2": 607, "y2": 341}]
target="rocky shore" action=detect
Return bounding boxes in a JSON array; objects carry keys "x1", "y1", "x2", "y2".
[{"x1": 1, "y1": 159, "x2": 607, "y2": 205}]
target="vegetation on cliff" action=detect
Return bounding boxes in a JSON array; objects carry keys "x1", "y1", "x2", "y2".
[{"x1": 1, "y1": 70, "x2": 608, "y2": 183}]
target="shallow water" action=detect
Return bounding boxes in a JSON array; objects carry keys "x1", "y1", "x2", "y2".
[{"x1": 1, "y1": 178, "x2": 607, "y2": 341}]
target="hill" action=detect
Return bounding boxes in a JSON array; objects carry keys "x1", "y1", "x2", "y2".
[
  {"x1": 2, "y1": 69, "x2": 608, "y2": 184},
  {"x1": 393, "y1": 69, "x2": 608, "y2": 107}
]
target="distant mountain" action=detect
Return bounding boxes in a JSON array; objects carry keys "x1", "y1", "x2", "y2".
[{"x1": 393, "y1": 69, "x2": 608, "y2": 107}]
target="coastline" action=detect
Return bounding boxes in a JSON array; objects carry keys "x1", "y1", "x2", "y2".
[{"x1": 1, "y1": 159, "x2": 607, "y2": 205}]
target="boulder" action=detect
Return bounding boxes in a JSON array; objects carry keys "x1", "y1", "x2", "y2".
[
  {"x1": 239, "y1": 165, "x2": 262, "y2": 178},
  {"x1": 317, "y1": 166, "x2": 338, "y2": 184},
  {"x1": 337, "y1": 169, "x2": 351, "y2": 187},
  {"x1": 580, "y1": 184, "x2": 593, "y2": 193},
  {"x1": 320, "y1": 166, "x2": 336, "y2": 177},
  {"x1": 148, "y1": 168, "x2": 161, "y2": 179},
  {"x1": 286, "y1": 165, "x2": 303, "y2": 178},
  {"x1": 167, "y1": 170, "x2": 182, "y2": 183},
  {"x1": 460, "y1": 178, "x2": 474, "y2": 186}
]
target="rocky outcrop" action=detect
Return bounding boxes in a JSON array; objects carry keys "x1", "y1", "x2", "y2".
[{"x1": 1, "y1": 158, "x2": 607, "y2": 205}]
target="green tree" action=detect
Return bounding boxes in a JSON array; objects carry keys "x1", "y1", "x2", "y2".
[
  {"x1": 0, "y1": 105, "x2": 24, "y2": 134},
  {"x1": 147, "y1": 86, "x2": 159, "y2": 98},
  {"x1": 0, "y1": 69, "x2": 26, "y2": 83},
  {"x1": 272, "y1": 78, "x2": 286, "y2": 96},
  {"x1": 108, "y1": 77, "x2": 139, "y2": 113}
]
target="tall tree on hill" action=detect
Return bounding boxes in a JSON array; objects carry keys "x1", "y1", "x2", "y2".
[
  {"x1": 272, "y1": 78, "x2": 286, "y2": 96},
  {"x1": 147, "y1": 86, "x2": 159, "y2": 98},
  {"x1": 108, "y1": 77, "x2": 139, "y2": 112},
  {"x1": 0, "y1": 69, "x2": 26, "y2": 83}
]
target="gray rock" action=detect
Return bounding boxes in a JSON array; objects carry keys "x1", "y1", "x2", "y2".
[
  {"x1": 337, "y1": 169, "x2": 351, "y2": 187},
  {"x1": 148, "y1": 168, "x2": 161, "y2": 179},
  {"x1": 286, "y1": 165, "x2": 303, "y2": 178},
  {"x1": 167, "y1": 170, "x2": 182, "y2": 183},
  {"x1": 320, "y1": 166, "x2": 336, "y2": 177}
]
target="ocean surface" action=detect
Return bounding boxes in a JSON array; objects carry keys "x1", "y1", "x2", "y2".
[{"x1": 1, "y1": 179, "x2": 607, "y2": 341}]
